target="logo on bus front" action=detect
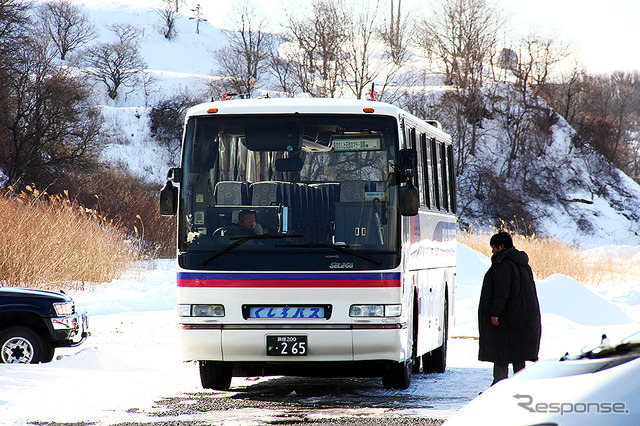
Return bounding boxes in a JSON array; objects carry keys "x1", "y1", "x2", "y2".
[{"x1": 329, "y1": 262, "x2": 354, "y2": 269}]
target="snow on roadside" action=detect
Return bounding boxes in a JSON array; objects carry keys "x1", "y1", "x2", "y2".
[{"x1": 1, "y1": 245, "x2": 639, "y2": 425}]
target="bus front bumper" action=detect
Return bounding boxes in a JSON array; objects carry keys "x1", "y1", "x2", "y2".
[{"x1": 178, "y1": 323, "x2": 408, "y2": 363}]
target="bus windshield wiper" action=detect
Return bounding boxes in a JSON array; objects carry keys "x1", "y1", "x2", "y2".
[
  {"x1": 276, "y1": 243, "x2": 382, "y2": 266},
  {"x1": 201, "y1": 234, "x2": 302, "y2": 265}
]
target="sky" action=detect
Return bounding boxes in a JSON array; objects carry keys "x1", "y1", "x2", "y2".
[
  {"x1": 498, "y1": 0, "x2": 640, "y2": 74},
  {"x1": 68, "y1": 0, "x2": 640, "y2": 74},
  {"x1": 180, "y1": 0, "x2": 640, "y2": 75}
]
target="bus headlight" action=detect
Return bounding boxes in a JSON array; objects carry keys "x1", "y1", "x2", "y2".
[
  {"x1": 349, "y1": 304, "x2": 401, "y2": 317},
  {"x1": 178, "y1": 304, "x2": 225, "y2": 317},
  {"x1": 384, "y1": 305, "x2": 402, "y2": 317}
]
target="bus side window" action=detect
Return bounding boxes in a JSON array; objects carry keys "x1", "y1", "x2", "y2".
[
  {"x1": 419, "y1": 133, "x2": 431, "y2": 209},
  {"x1": 430, "y1": 138, "x2": 441, "y2": 210},
  {"x1": 447, "y1": 145, "x2": 457, "y2": 214},
  {"x1": 439, "y1": 143, "x2": 449, "y2": 212},
  {"x1": 408, "y1": 127, "x2": 419, "y2": 192}
]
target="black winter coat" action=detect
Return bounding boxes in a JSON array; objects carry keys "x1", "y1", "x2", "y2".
[{"x1": 478, "y1": 247, "x2": 541, "y2": 364}]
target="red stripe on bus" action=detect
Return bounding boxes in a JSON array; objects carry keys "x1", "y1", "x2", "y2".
[{"x1": 177, "y1": 279, "x2": 401, "y2": 288}]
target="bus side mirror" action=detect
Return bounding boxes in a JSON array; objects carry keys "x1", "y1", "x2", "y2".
[
  {"x1": 160, "y1": 180, "x2": 178, "y2": 216},
  {"x1": 167, "y1": 167, "x2": 182, "y2": 183},
  {"x1": 400, "y1": 182, "x2": 419, "y2": 216},
  {"x1": 398, "y1": 149, "x2": 416, "y2": 172},
  {"x1": 397, "y1": 148, "x2": 417, "y2": 183}
]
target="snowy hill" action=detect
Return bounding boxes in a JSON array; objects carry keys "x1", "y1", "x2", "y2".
[
  {"x1": 80, "y1": 0, "x2": 224, "y2": 82},
  {"x1": 61, "y1": 0, "x2": 640, "y2": 247},
  {"x1": 453, "y1": 95, "x2": 640, "y2": 248},
  {"x1": 62, "y1": 1, "x2": 226, "y2": 184}
]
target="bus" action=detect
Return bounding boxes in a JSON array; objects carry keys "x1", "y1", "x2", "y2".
[{"x1": 160, "y1": 98, "x2": 456, "y2": 390}]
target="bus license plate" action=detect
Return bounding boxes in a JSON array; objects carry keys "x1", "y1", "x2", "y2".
[{"x1": 267, "y1": 336, "x2": 308, "y2": 356}]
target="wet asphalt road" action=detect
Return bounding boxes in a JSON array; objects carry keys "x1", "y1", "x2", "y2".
[{"x1": 111, "y1": 376, "x2": 452, "y2": 426}]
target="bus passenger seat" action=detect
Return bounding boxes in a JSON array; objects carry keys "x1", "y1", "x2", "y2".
[
  {"x1": 251, "y1": 181, "x2": 284, "y2": 206},
  {"x1": 340, "y1": 180, "x2": 367, "y2": 202},
  {"x1": 214, "y1": 181, "x2": 249, "y2": 205}
]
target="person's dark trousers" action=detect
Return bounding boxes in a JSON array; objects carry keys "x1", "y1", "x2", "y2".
[{"x1": 492, "y1": 361, "x2": 525, "y2": 385}]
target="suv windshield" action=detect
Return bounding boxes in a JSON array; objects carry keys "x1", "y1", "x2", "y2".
[{"x1": 178, "y1": 114, "x2": 401, "y2": 271}]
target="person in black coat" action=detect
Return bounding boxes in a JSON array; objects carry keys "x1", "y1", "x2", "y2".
[{"x1": 478, "y1": 231, "x2": 541, "y2": 385}]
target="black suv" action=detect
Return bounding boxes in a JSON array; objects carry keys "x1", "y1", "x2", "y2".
[{"x1": 0, "y1": 288, "x2": 89, "y2": 363}]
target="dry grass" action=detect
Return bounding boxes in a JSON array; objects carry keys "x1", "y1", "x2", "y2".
[
  {"x1": 0, "y1": 187, "x2": 141, "y2": 291},
  {"x1": 70, "y1": 165, "x2": 176, "y2": 258},
  {"x1": 460, "y1": 222, "x2": 640, "y2": 284}
]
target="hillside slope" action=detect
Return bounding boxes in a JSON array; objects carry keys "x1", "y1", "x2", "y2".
[{"x1": 71, "y1": 1, "x2": 640, "y2": 248}]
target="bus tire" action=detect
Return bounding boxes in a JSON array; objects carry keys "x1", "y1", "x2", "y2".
[
  {"x1": 199, "y1": 361, "x2": 233, "y2": 390},
  {"x1": 422, "y1": 297, "x2": 448, "y2": 374},
  {"x1": 382, "y1": 309, "x2": 413, "y2": 389},
  {"x1": 382, "y1": 358, "x2": 412, "y2": 389}
]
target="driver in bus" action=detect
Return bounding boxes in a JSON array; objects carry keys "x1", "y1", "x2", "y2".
[{"x1": 237, "y1": 209, "x2": 259, "y2": 234}]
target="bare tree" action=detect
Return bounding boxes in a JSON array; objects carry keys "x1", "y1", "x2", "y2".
[
  {"x1": 420, "y1": 0, "x2": 504, "y2": 155},
  {"x1": 0, "y1": 0, "x2": 32, "y2": 185},
  {"x1": 581, "y1": 73, "x2": 639, "y2": 171},
  {"x1": 267, "y1": 42, "x2": 299, "y2": 96},
  {"x1": 83, "y1": 24, "x2": 148, "y2": 100},
  {"x1": 149, "y1": 90, "x2": 200, "y2": 163},
  {"x1": 546, "y1": 65, "x2": 587, "y2": 124},
  {"x1": 38, "y1": 0, "x2": 97, "y2": 60},
  {"x1": 283, "y1": 0, "x2": 347, "y2": 97},
  {"x1": 508, "y1": 33, "x2": 570, "y2": 106},
  {"x1": 379, "y1": 0, "x2": 409, "y2": 66},
  {"x1": 0, "y1": 0, "x2": 30, "y2": 58},
  {"x1": 173, "y1": 0, "x2": 185, "y2": 12},
  {"x1": 341, "y1": 1, "x2": 382, "y2": 99},
  {"x1": 422, "y1": 0, "x2": 502, "y2": 89},
  {"x1": 375, "y1": 0, "x2": 412, "y2": 100},
  {"x1": 0, "y1": 0, "x2": 30, "y2": 104},
  {"x1": 0, "y1": 36, "x2": 102, "y2": 189},
  {"x1": 214, "y1": 0, "x2": 273, "y2": 97},
  {"x1": 333, "y1": 0, "x2": 409, "y2": 100},
  {"x1": 156, "y1": 0, "x2": 179, "y2": 40},
  {"x1": 542, "y1": 66, "x2": 640, "y2": 183}
]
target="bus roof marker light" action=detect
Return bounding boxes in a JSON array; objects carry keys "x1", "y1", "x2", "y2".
[
  {"x1": 207, "y1": 108, "x2": 218, "y2": 113},
  {"x1": 363, "y1": 107, "x2": 375, "y2": 113}
]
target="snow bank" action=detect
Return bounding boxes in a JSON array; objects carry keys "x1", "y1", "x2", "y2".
[
  {"x1": 1, "y1": 244, "x2": 639, "y2": 425},
  {"x1": 70, "y1": 259, "x2": 177, "y2": 315},
  {"x1": 538, "y1": 275, "x2": 632, "y2": 326}
]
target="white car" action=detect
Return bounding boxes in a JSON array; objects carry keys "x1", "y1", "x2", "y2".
[{"x1": 444, "y1": 331, "x2": 640, "y2": 426}]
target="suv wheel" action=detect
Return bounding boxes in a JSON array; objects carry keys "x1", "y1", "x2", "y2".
[{"x1": 0, "y1": 326, "x2": 48, "y2": 364}]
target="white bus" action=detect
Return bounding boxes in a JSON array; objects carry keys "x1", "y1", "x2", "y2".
[{"x1": 160, "y1": 98, "x2": 456, "y2": 390}]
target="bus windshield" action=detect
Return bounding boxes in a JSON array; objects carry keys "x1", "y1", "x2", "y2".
[{"x1": 178, "y1": 114, "x2": 401, "y2": 271}]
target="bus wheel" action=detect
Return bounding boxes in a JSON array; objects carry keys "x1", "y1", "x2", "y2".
[
  {"x1": 382, "y1": 312, "x2": 413, "y2": 389},
  {"x1": 382, "y1": 359, "x2": 412, "y2": 389},
  {"x1": 199, "y1": 361, "x2": 233, "y2": 390},
  {"x1": 422, "y1": 297, "x2": 448, "y2": 374}
]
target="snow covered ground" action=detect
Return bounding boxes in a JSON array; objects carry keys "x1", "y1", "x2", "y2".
[{"x1": 1, "y1": 243, "x2": 638, "y2": 425}]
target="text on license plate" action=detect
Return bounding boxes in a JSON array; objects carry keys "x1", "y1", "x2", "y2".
[
  {"x1": 249, "y1": 306, "x2": 325, "y2": 319},
  {"x1": 267, "y1": 335, "x2": 308, "y2": 356}
]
